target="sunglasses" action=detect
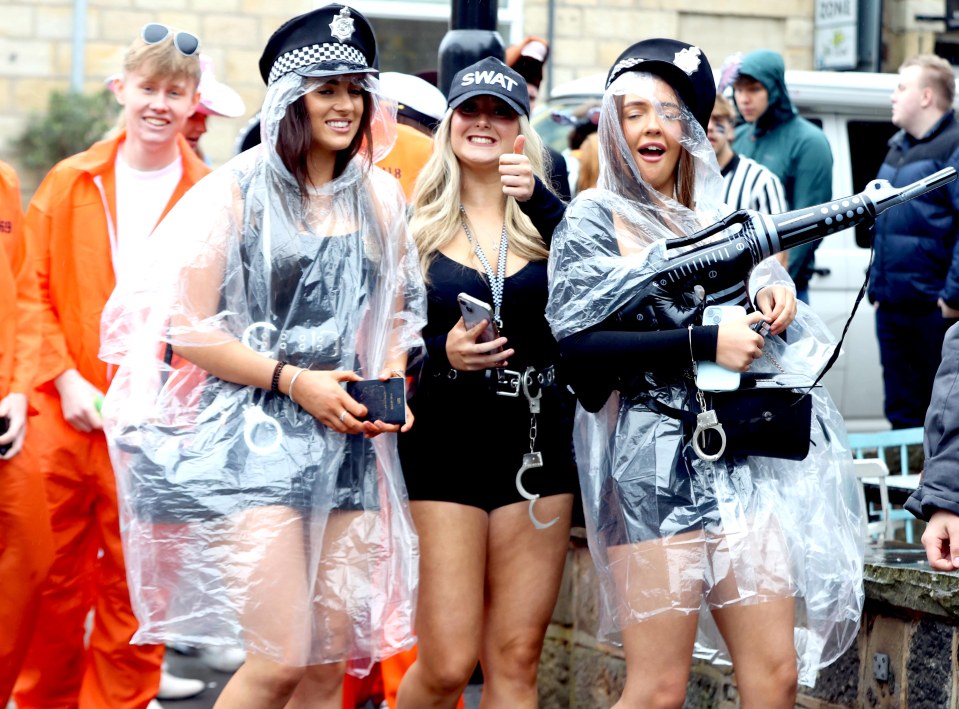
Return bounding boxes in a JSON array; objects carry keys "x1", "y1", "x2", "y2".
[{"x1": 141, "y1": 23, "x2": 200, "y2": 57}]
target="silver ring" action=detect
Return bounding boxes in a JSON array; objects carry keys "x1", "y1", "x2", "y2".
[{"x1": 339, "y1": 410, "x2": 348, "y2": 423}]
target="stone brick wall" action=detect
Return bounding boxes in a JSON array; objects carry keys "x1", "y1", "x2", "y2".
[
  {"x1": 524, "y1": 0, "x2": 819, "y2": 95},
  {"x1": 0, "y1": 0, "x2": 315, "y2": 193},
  {"x1": 541, "y1": 536, "x2": 959, "y2": 708},
  {"x1": 1, "y1": 0, "x2": 945, "y2": 197}
]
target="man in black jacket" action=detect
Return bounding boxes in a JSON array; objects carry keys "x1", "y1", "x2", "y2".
[{"x1": 869, "y1": 54, "x2": 959, "y2": 429}]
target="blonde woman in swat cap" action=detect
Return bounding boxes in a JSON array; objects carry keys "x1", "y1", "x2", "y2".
[
  {"x1": 97, "y1": 4, "x2": 427, "y2": 707},
  {"x1": 395, "y1": 55, "x2": 577, "y2": 709}
]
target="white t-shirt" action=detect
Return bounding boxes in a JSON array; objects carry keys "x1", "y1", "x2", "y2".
[{"x1": 114, "y1": 152, "x2": 183, "y2": 274}]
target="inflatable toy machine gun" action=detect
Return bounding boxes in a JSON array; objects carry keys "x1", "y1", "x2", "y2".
[{"x1": 618, "y1": 167, "x2": 957, "y2": 328}]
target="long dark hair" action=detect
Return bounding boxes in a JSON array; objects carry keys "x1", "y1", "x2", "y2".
[{"x1": 275, "y1": 85, "x2": 374, "y2": 196}]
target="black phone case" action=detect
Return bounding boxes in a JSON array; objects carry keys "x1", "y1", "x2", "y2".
[{"x1": 346, "y1": 378, "x2": 406, "y2": 425}]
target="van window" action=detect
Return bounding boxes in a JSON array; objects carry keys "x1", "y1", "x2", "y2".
[{"x1": 848, "y1": 120, "x2": 899, "y2": 247}]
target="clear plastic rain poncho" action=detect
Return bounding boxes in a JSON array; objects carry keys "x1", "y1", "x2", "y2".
[
  {"x1": 546, "y1": 72, "x2": 864, "y2": 685},
  {"x1": 99, "y1": 66, "x2": 426, "y2": 673}
]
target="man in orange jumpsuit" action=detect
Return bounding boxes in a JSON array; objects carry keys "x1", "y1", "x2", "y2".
[
  {"x1": 13, "y1": 26, "x2": 210, "y2": 709},
  {"x1": 375, "y1": 71, "x2": 445, "y2": 201},
  {"x1": 0, "y1": 160, "x2": 54, "y2": 705}
]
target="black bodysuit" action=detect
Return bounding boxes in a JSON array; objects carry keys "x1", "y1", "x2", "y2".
[{"x1": 398, "y1": 253, "x2": 578, "y2": 511}]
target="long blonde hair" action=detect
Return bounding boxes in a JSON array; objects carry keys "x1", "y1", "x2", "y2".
[{"x1": 410, "y1": 110, "x2": 552, "y2": 278}]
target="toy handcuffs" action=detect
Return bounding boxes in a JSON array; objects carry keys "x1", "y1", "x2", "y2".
[{"x1": 240, "y1": 321, "x2": 284, "y2": 455}]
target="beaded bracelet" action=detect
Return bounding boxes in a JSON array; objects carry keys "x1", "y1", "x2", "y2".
[{"x1": 271, "y1": 361, "x2": 286, "y2": 395}]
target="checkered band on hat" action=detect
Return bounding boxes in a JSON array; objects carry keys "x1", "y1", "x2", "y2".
[{"x1": 268, "y1": 42, "x2": 367, "y2": 85}]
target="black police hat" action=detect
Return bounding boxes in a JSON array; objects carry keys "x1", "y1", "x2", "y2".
[
  {"x1": 605, "y1": 38, "x2": 715, "y2": 130},
  {"x1": 447, "y1": 57, "x2": 530, "y2": 118},
  {"x1": 259, "y1": 4, "x2": 377, "y2": 86}
]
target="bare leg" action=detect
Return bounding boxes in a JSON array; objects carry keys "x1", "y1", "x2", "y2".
[
  {"x1": 708, "y1": 511, "x2": 798, "y2": 709},
  {"x1": 396, "y1": 501, "x2": 488, "y2": 709},
  {"x1": 285, "y1": 662, "x2": 345, "y2": 709},
  {"x1": 607, "y1": 532, "x2": 707, "y2": 709},
  {"x1": 712, "y1": 599, "x2": 797, "y2": 708},
  {"x1": 312, "y1": 510, "x2": 375, "y2": 660},
  {"x1": 479, "y1": 494, "x2": 573, "y2": 709},
  {"x1": 613, "y1": 611, "x2": 700, "y2": 709},
  {"x1": 215, "y1": 654, "x2": 305, "y2": 708},
  {"x1": 213, "y1": 506, "x2": 311, "y2": 708}
]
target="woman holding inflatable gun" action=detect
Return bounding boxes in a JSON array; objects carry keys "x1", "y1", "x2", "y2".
[{"x1": 546, "y1": 37, "x2": 953, "y2": 709}]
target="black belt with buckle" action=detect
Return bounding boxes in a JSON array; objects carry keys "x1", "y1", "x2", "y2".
[
  {"x1": 489, "y1": 364, "x2": 557, "y2": 398},
  {"x1": 431, "y1": 364, "x2": 558, "y2": 398}
]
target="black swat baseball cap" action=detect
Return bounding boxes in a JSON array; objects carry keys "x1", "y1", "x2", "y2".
[
  {"x1": 605, "y1": 38, "x2": 715, "y2": 130},
  {"x1": 447, "y1": 57, "x2": 530, "y2": 118},
  {"x1": 259, "y1": 4, "x2": 378, "y2": 86}
]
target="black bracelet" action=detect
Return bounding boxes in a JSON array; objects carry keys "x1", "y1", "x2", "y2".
[{"x1": 271, "y1": 361, "x2": 286, "y2": 395}]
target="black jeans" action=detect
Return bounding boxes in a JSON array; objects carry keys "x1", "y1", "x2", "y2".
[{"x1": 876, "y1": 304, "x2": 958, "y2": 429}]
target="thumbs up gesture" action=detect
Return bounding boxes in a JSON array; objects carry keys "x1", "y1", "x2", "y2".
[{"x1": 499, "y1": 134, "x2": 534, "y2": 202}]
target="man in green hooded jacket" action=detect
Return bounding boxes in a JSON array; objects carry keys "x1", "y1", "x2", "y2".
[{"x1": 732, "y1": 49, "x2": 833, "y2": 302}]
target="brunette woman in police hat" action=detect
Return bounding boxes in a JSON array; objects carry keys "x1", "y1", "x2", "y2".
[
  {"x1": 98, "y1": 5, "x2": 426, "y2": 707},
  {"x1": 546, "y1": 40, "x2": 864, "y2": 707},
  {"x1": 395, "y1": 56, "x2": 576, "y2": 709}
]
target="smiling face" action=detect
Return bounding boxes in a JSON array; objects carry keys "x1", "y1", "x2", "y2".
[
  {"x1": 450, "y1": 95, "x2": 520, "y2": 170},
  {"x1": 620, "y1": 78, "x2": 684, "y2": 198},
  {"x1": 303, "y1": 77, "x2": 365, "y2": 164},
  {"x1": 116, "y1": 65, "x2": 199, "y2": 157}
]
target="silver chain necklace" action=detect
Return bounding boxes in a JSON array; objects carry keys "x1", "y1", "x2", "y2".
[{"x1": 459, "y1": 204, "x2": 508, "y2": 329}]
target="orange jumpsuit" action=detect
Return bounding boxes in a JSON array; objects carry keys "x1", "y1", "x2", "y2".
[
  {"x1": 0, "y1": 161, "x2": 54, "y2": 704},
  {"x1": 13, "y1": 133, "x2": 210, "y2": 709},
  {"x1": 376, "y1": 123, "x2": 434, "y2": 201}
]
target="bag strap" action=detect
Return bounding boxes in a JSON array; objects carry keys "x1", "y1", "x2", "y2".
[
  {"x1": 635, "y1": 391, "x2": 699, "y2": 426},
  {"x1": 805, "y1": 235, "x2": 875, "y2": 392}
]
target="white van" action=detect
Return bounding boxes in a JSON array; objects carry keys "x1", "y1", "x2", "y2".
[{"x1": 535, "y1": 70, "x2": 904, "y2": 429}]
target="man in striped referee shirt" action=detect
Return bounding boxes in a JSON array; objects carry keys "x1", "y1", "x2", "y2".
[{"x1": 709, "y1": 95, "x2": 786, "y2": 214}]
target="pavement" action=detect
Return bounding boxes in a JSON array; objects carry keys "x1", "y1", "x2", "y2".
[{"x1": 160, "y1": 648, "x2": 482, "y2": 709}]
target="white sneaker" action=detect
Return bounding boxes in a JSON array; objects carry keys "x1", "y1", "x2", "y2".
[
  {"x1": 147, "y1": 701, "x2": 165, "y2": 709},
  {"x1": 198, "y1": 645, "x2": 246, "y2": 673},
  {"x1": 157, "y1": 670, "x2": 205, "y2": 699}
]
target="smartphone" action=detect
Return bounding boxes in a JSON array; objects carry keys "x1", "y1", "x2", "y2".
[
  {"x1": 0, "y1": 417, "x2": 10, "y2": 456},
  {"x1": 457, "y1": 292, "x2": 501, "y2": 351},
  {"x1": 695, "y1": 305, "x2": 746, "y2": 391},
  {"x1": 346, "y1": 377, "x2": 407, "y2": 425}
]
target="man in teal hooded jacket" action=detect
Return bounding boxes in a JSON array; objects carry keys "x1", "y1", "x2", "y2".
[{"x1": 732, "y1": 49, "x2": 833, "y2": 302}]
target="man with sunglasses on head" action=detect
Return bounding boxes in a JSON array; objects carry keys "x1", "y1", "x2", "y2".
[{"x1": 13, "y1": 24, "x2": 210, "y2": 709}]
